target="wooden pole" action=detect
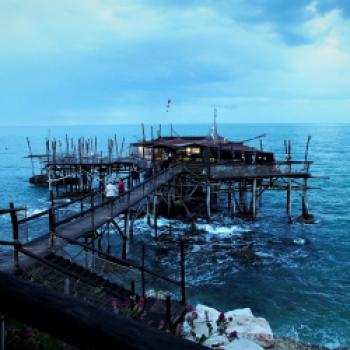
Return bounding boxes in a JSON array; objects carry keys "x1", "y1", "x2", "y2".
[
  {"x1": 64, "y1": 278, "x2": 70, "y2": 295},
  {"x1": 302, "y1": 178, "x2": 309, "y2": 219},
  {"x1": 206, "y1": 183, "x2": 211, "y2": 219},
  {"x1": 252, "y1": 178, "x2": 257, "y2": 220},
  {"x1": 153, "y1": 194, "x2": 158, "y2": 240},
  {"x1": 48, "y1": 207, "x2": 56, "y2": 253},
  {"x1": 9, "y1": 202, "x2": 19, "y2": 271},
  {"x1": 287, "y1": 179, "x2": 292, "y2": 223},
  {"x1": 231, "y1": 181, "x2": 236, "y2": 218},
  {"x1": 125, "y1": 211, "x2": 130, "y2": 239},
  {"x1": 146, "y1": 197, "x2": 151, "y2": 226}
]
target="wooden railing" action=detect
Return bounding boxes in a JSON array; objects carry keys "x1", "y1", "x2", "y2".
[{"x1": 0, "y1": 271, "x2": 204, "y2": 350}]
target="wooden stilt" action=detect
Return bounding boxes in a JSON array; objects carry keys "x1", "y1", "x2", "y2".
[
  {"x1": 302, "y1": 178, "x2": 309, "y2": 218},
  {"x1": 206, "y1": 183, "x2": 211, "y2": 219},
  {"x1": 287, "y1": 179, "x2": 292, "y2": 223},
  {"x1": 9, "y1": 203, "x2": 20, "y2": 271},
  {"x1": 252, "y1": 178, "x2": 257, "y2": 220},
  {"x1": 125, "y1": 211, "x2": 130, "y2": 239},
  {"x1": 64, "y1": 278, "x2": 70, "y2": 295},
  {"x1": 239, "y1": 181, "x2": 247, "y2": 214},
  {"x1": 146, "y1": 197, "x2": 151, "y2": 226}
]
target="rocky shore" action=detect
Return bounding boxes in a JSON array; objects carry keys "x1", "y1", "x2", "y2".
[{"x1": 181, "y1": 304, "x2": 349, "y2": 350}]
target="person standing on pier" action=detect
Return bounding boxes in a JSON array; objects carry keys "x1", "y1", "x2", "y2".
[
  {"x1": 105, "y1": 181, "x2": 118, "y2": 199},
  {"x1": 131, "y1": 166, "x2": 140, "y2": 186},
  {"x1": 118, "y1": 178, "x2": 125, "y2": 195}
]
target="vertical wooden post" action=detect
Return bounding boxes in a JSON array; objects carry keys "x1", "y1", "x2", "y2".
[
  {"x1": 48, "y1": 207, "x2": 56, "y2": 253},
  {"x1": 49, "y1": 190, "x2": 54, "y2": 207},
  {"x1": 252, "y1": 178, "x2": 257, "y2": 220},
  {"x1": 146, "y1": 197, "x2": 151, "y2": 226},
  {"x1": 105, "y1": 223, "x2": 110, "y2": 255},
  {"x1": 90, "y1": 192, "x2": 95, "y2": 231},
  {"x1": 141, "y1": 244, "x2": 145, "y2": 298},
  {"x1": 180, "y1": 241, "x2": 186, "y2": 304},
  {"x1": 122, "y1": 235, "x2": 127, "y2": 260},
  {"x1": 302, "y1": 178, "x2": 309, "y2": 219},
  {"x1": 153, "y1": 194, "x2": 158, "y2": 240},
  {"x1": 125, "y1": 211, "x2": 130, "y2": 239},
  {"x1": 206, "y1": 183, "x2": 211, "y2": 219},
  {"x1": 231, "y1": 181, "x2": 236, "y2": 218},
  {"x1": 239, "y1": 181, "x2": 247, "y2": 214},
  {"x1": 9, "y1": 203, "x2": 20, "y2": 271},
  {"x1": 0, "y1": 314, "x2": 5, "y2": 350},
  {"x1": 287, "y1": 179, "x2": 292, "y2": 223}
]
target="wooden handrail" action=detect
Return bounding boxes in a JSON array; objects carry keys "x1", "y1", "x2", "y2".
[
  {"x1": 0, "y1": 271, "x2": 205, "y2": 350},
  {"x1": 56, "y1": 234, "x2": 182, "y2": 287}
]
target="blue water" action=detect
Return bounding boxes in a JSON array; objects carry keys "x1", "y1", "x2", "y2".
[{"x1": 0, "y1": 124, "x2": 349, "y2": 348}]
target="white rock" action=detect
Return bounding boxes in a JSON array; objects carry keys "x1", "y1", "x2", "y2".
[
  {"x1": 225, "y1": 308, "x2": 254, "y2": 320},
  {"x1": 226, "y1": 316, "x2": 274, "y2": 348},
  {"x1": 224, "y1": 338, "x2": 264, "y2": 350},
  {"x1": 203, "y1": 335, "x2": 229, "y2": 348},
  {"x1": 196, "y1": 304, "x2": 220, "y2": 321}
]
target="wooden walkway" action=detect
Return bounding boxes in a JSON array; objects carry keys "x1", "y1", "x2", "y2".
[{"x1": 23, "y1": 165, "x2": 181, "y2": 258}]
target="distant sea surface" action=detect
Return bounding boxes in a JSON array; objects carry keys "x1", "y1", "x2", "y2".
[{"x1": 0, "y1": 124, "x2": 349, "y2": 348}]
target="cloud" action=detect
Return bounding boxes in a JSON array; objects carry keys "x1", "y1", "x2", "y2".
[{"x1": 0, "y1": 0, "x2": 350, "y2": 125}]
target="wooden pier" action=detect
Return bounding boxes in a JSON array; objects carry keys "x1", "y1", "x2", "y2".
[{"x1": 0, "y1": 129, "x2": 325, "y2": 348}]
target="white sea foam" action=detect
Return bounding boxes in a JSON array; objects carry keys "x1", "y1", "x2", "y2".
[{"x1": 196, "y1": 223, "x2": 248, "y2": 238}]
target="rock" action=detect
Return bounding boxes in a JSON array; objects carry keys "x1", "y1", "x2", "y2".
[
  {"x1": 182, "y1": 304, "x2": 274, "y2": 349},
  {"x1": 203, "y1": 335, "x2": 229, "y2": 348},
  {"x1": 225, "y1": 338, "x2": 264, "y2": 350},
  {"x1": 225, "y1": 308, "x2": 254, "y2": 320},
  {"x1": 226, "y1": 315, "x2": 274, "y2": 348},
  {"x1": 196, "y1": 304, "x2": 220, "y2": 322}
]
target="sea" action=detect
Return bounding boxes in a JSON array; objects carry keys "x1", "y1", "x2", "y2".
[{"x1": 0, "y1": 124, "x2": 349, "y2": 348}]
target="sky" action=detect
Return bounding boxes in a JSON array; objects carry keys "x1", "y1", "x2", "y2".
[{"x1": 0, "y1": 0, "x2": 350, "y2": 125}]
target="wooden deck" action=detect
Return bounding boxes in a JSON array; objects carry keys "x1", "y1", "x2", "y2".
[{"x1": 23, "y1": 165, "x2": 181, "y2": 258}]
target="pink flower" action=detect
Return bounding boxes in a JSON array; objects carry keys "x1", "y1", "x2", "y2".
[
  {"x1": 219, "y1": 312, "x2": 225, "y2": 321},
  {"x1": 186, "y1": 304, "x2": 194, "y2": 312},
  {"x1": 111, "y1": 298, "x2": 117, "y2": 308},
  {"x1": 159, "y1": 319, "x2": 165, "y2": 328},
  {"x1": 121, "y1": 298, "x2": 131, "y2": 309},
  {"x1": 22, "y1": 327, "x2": 33, "y2": 339},
  {"x1": 137, "y1": 297, "x2": 145, "y2": 307},
  {"x1": 229, "y1": 331, "x2": 238, "y2": 339},
  {"x1": 191, "y1": 311, "x2": 198, "y2": 320}
]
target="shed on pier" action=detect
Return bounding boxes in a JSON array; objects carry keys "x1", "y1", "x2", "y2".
[{"x1": 130, "y1": 136, "x2": 274, "y2": 164}]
